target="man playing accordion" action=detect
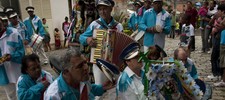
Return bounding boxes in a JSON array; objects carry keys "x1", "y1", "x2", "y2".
[{"x1": 79, "y1": 0, "x2": 123, "y2": 86}]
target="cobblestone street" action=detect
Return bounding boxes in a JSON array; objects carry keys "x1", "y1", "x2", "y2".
[{"x1": 0, "y1": 35, "x2": 225, "y2": 100}]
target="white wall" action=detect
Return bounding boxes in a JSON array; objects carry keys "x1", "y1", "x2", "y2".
[{"x1": 50, "y1": 0, "x2": 70, "y2": 44}]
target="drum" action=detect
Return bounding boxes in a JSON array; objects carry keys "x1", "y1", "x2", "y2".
[
  {"x1": 30, "y1": 34, "x2": 43, "y2": 51},
  {"x1": 134, "y1": 31, "x2": 145, "y2": 41}
]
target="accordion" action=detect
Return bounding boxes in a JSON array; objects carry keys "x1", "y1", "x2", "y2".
[{"x1": 90, "y1": 29, "x2": 135, "y2": 70}]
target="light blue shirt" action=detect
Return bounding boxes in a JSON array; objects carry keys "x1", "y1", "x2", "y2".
[
  {"x1": 23, "y1": 15, "x2": 45, "y2": 42},
  {"x1": 79, "y1": 17, "x2": 123, "y2": 46},
  {"x1": 139, "y1": 8, "x2": 171, "y2": 48},
  {"x1": 16, "y1": 70, "x2": 54, "y2": 100},
  {"x1": 221, "y1": 30, "x2": 225, "y2": 45},
  {"x1": 116, "y1": 67, "x2": 147, "y2": 100},
  {"x1": 128, "y1": 12, "x2": 138, "y2": 31},
  {"x1": 44, "y1": 73, "x2": 105, "y2": 100},
  {"x1": 9, "y1": 21, "x2": 27, "y2": 40}
]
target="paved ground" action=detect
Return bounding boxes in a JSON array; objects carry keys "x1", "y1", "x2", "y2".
[{"x1": 0, "y1": 33, "x2": 225, "y2": 99}]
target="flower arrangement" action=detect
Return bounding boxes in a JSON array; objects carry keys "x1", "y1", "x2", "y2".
[{"x1": 139, "y1": 52, "x2": 203, "y2": 100}]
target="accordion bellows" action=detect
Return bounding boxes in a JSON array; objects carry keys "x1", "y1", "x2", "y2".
[{"x1": 91, "y1": 29, "x2": 135, "y2": 70}]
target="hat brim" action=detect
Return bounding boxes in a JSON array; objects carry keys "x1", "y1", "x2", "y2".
[
  {"x1": 9, "y1": 13, "x2": 17, "y2": 18},
  {"x1": 125, "y1": 49, "x2": 139, "y2": 60},
  {"x1": 97, "y1": 3, "x2": 111, "y2": 7},
  {"x1": 27, "y1": 9, "x2": 34, "y2": 12},
  {"x1": 96, "y1": 59, "x2": 119, "y2": 74},
  {"x1": 0, "y1": 17, "x2": 8, "y2": 20},
  {"x1": 153, "y1": 0, "x2": 163, "y2": 2}
]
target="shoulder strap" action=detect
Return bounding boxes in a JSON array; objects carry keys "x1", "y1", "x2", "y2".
[
  {"x1": 95, "y1": 20, "x2": 108, "y2": 29},
  {"x1": 29, "y1": 18, "x2": 38, "y2": 34},
  {"x1": 95, "y1": 19, "x2": 119, "y2": 30}
]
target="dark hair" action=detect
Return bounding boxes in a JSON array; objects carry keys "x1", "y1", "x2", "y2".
[
  {"x1": 21, "y1": 54, "x2": 40, "y2": 74},
  {"x1": 183, "y1": 14, "x2": 191, "y2": 21},
  {"x1": 217, "y1": 4, "x2": 225, "y2": 12},
  {"x1": 213, "y1": 0, "x2": 217, "y2": 5},
  {"x1": 204, "y1": 1, "x2": 209, "y2": 6},
  {"x1": 42, "y1": 18, "x2": 46, "y2": 21},
  {"x1": 187, "y1": 1, "x2": 192, "y2": 4},
  {"x1": 54, "y1": 28, "x2": 59, "y2": 32},
  {"x1": 65, "y1": 16, "x2": 68, "y2": 20}
]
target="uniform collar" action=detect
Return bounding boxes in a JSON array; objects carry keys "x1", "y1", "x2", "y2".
[
  {"x1": 152, "y1": 8, "x2": 166, "y2": 15},
  {"x1": 29, "y1": 15, "x2": 37, "y2": 20},
  {"x1": 57, "y1": 73, "x2": 79, "y2": 96},
  {"x1": 124, "y1": 67, "x2": 144, "y2": 78}
]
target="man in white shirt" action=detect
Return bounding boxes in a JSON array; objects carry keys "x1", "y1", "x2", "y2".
[{"x1": 116, "y1": 42, "x2": 147, "y2": 100}]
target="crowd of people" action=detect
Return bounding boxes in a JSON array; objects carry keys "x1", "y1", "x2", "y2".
[{"x1": 0, "y1": 0, "x2": 225, "y2": 99}]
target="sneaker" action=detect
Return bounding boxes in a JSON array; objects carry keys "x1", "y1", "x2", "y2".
[{"x1": 214, "y1": 81, "x2": 225, "y2": 87}]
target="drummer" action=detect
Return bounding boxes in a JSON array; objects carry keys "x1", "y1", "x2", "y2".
[
  {"x1": 139, "y1": 0, "x2": 171, "y2": 52},
  {"x1": 79, "y1": 0, "x2": 123, "y2": 87},
  {"x1": 0, "y1": 12, "x2": 25, "y2": 100},
  {"x1": 23, "y1": 6, "x2": 49, "y2": 64},
  {"x1": 116, "y1": 42, "x2": 147, "y2": 100},
  {"x1": 44, "y1": 49, "x2": 115, "y2": 99}
]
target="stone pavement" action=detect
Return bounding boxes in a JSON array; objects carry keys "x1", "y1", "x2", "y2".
[{"x1": 0, "y1": 35, "x2": 225, "y2": 100}]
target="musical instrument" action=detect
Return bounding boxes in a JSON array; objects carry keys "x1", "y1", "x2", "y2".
[
  {"x1": 0, "y1": 54, "x2": 10, "y2": 64},
  {"x1": 91, "y1": 29, "x2": 135, "y2": 70},
  {"x1": 30, "y1": 34, "x2": 43, "y2": 51},
  {"x1": 134, "y1": 31, "x2": 145, "y2": 41}
]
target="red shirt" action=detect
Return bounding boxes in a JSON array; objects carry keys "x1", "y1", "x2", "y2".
[{"x1": 185, "y1": 8, "x2": 198, "y2": 28}]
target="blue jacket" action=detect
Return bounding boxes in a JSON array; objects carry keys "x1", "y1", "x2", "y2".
[
  {"x1": 79, "y1": 17, "x2": 123, "y2": 46},
  {"x1": 44, "y1": 73, "x2": 105, "y2": 100},
  {"x1": 9, "y1": 21, "x2": 27, "y2": 40},
  {"x1": 17, "y1": 70, "x2": 54, "y2": 100},
  {"x1": 0, "y1": 27, "x2": 25, "y2": 85},
  {"x1": 139, "y1": 8, "x2": 171, "y2": 47},
  {"x1": 137, "y1": 6, "x2": 148, "y2": 25},
  {"x1": 23, "y1": 15, "x2": 45, "y2": 42},
  {"x1": 128, "y1": 13, "x2": 138, "y2": 31}
]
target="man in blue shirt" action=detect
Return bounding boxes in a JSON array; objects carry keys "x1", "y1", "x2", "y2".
[
  {"x1": 139, "y1": 0, "x2": 171, "y2": 52},
  {"x1": 79, "y1": 0, "x2": 123, "y2": 85},
  {"x1": 23, "y1": 6, "x2": 48, "y2": 64},
  {"x1": 0, "y1": 12, "x2": 25, "y2": 100},
  {"x1": 116, "y1": 42, "x2": 147, "y2": 100},
  {"x1": 128, "y1": 0, "x2": 142, "y2": 31}
]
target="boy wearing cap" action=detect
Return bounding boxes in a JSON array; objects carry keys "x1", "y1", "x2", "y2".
[
  {"x1": 0, "y1": 12, "x2": 25, "y2": 100},
  {"x1": 23, "y1": 6, "x2": 48, "y2": 64},
  {"x1": 139, "y1": 0, "x2": 171, "y2": 52},
  {"x1": 128, "y1": 0, "x2": 142, "y2": 31},
  {"x1": 79, "y1": 0, "x2": 123, "y2": 85},
  {"x1": 116, "y1": 42, "x2": 147, "y2": 100}
]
